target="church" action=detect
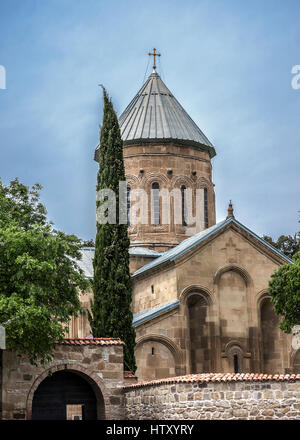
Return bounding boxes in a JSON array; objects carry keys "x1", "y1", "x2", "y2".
[
  {"x1": 1, "y1": 51, "x2": 300, "y2": 421},
  {"x1": 70, "y1": 51, "x2": 299, "y2": 381}
]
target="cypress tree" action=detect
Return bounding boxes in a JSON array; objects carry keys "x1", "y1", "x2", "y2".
[{"x1": 89, "y1": 88, "x2": 136, "y2": 373}]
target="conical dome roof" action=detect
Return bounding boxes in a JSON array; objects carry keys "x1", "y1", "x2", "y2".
[
  {"x1": 119, "y1": 71, "x2": 215, "y2": 157},
  {"x1": 94, "y1": 71, "x2": 216, "y2": 161}
]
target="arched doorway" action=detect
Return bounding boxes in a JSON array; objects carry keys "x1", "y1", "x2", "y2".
[
  {"x1": 32, "y1": 370, "x2": 103, "y2": 420},
  {"x1": 293, "y1": 349, "x2": 300, "y2": 373},
  {"x1": 260, "y1": 297, "x2": 282, "y2": 373}
]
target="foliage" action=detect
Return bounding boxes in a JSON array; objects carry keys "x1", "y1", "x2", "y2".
[
  {"x1": 0, "y1": 178, "x2": 88, "y2": 364},
  {"x1": 88, "y1": 88, "x2": 136, "y2": 373},
  {"x1": 269, "y1": 251, "x2": 300, "y2": 333},
  {"x1": 268, "y1": 215, "x2": 300, "y2": 333},
  {"x1": 263, "y1": 233, "x2": 300, "y2": 259},
  {"x1": 82, "y1": 239, "x2": 95, "y2": 247}
]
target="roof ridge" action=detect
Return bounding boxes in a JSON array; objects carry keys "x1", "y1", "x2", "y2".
[{"x1": 132, "y1": 217, "x2": 292, "y2": 277}]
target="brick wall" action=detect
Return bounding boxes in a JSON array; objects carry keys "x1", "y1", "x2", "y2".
[{"x1": 124, "y1": 373, "x2": 300, "y2": 420}]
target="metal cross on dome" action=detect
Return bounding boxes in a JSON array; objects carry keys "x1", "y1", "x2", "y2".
[{"x1": 148, "y1": 48, "x2": 161, "y2": 71}]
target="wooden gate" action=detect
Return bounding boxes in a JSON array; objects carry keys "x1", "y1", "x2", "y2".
[{"x1": 32, "y1": 370, "x2": 97, "y2": 420}]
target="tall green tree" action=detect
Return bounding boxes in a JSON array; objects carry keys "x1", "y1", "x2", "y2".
[
  {"x1": 268, "y1": 214, "x2": 300, "y2": 333},
  {"x1": 0, "y1": 178, "x2": 88, "y2": 365},
  {"x1": 89, "y1": 89, "x2": 136, "y2": 373},
  {"x1": 263, "y1": 233, "x2": 300, "y2": 259},
  {"x1": 269, "y1": 251, "x2": 300, "y2": 333}
]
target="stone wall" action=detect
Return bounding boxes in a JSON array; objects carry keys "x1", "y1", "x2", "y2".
[
  {"x1": 124, "y1": 373, "x2": 300, "y2": 420},
  {"x1": 1, "y1": 338, "x2": 125, "y2": 420}
]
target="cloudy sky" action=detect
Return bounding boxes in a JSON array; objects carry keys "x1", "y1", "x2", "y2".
[{"x1": 0, "y1": 0, "x2": 299, "y2": 242}]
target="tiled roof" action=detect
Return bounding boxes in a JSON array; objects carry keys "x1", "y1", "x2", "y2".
[
  {"x1": 133, "y1": 300, "x2": 180, "y2": 327},
  {"x1": 123, "y1": 373, "x2": 300, "y2": 389},
  {"x1": 94, "y1": 71, "x2": 216, "y2": 162},
  {"x1": 129, "y1": 247, "x2": 163, "y2": 258},
  {"x1": 77, "y1": 247, "x2": 162, "y2": 279},
  {"x1": 132, "y1": 217, "x2": 293, "y2": 278},
  {"x1": 118, "y1": 72, "x2": 216, "y2": 157},
  {"x1": 124, "y1": 371, "x2": 138, "y2": 379},
  {"x1": 59, "y1": 338, "x2": 124, "y2": 346}
]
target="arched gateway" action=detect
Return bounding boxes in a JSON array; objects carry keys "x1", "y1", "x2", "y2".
[
  {"x1": 31, "y1": 370, "x2": 103, "y2": 420},
  {"x1": 0, "y1": 338, "x2": 125, "y2": 420}
]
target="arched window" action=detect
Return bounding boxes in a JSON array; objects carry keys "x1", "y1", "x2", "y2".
[
  {"x1": 226, "y1": 345, "x2": 243, "y2": 373},
  {"x1": 181, "y1": 185, "x2": 187, "y2": 226},
  {"x1": 204, "y1": 188, "x2": 209, "y2": 228},
  {"x1": 152, "y1": 182, "x2": 160, "y2": 225},
  {"x1": 187, "y1": 294, "x2": 211, "y2": 373},
  {"x1": 126, "y1": 186, "x2": 131, "y2": 225},
  {"x1": 233, "y1": 354, "x2": 239, "y2": 373}
]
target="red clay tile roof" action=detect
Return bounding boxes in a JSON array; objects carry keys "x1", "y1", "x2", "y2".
[
  {"x1": 124, "y1": 370, "x2": 138, "y2": 379},
  {"x1": 124, "y1": 373, "x2": 300, "y2": 389},
  {"x1": 59, "y1": 338, "x2": 124, "y2": 346}
]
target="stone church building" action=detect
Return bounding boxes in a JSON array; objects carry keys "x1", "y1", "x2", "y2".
[
  {"x1": 1, "y1": 60, "x2": 299, "y2": 420},
  {"x1": 72, "y1": 65, "x2": 299, "y2": 381}
]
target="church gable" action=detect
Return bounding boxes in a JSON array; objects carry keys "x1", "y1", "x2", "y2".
[
  {"x1": 175, "y1": 222, "x2": 289, "y2": 292},
  {"x1": 132, "y1": 217, "x2": 294, "y2": 379},
  {"x1": 134, "y1": 217, "x2": 291, "y2": 281}
]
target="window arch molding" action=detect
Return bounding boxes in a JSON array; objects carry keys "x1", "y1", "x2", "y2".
[
  {"x1": 223, "y1": 341, "x2": 245, "y2": 373},
  {"x1": 213, "y1": 264, "x2": 253, "y2": 288},
  {"x1": 142, "y1": 172, "x2": 170, "y2": 190},
  {"x1": 171, "y1": 175, "x2": 195, "y2": 189},
  {"x1": 179, "y1": 285, "x2": 214, "y2": 306},
  {"x1": 125, "y1": 173, "x2": 140, "y2": 189},
  {"x1": 195, "y1": 177, "x2": 212, "y2": 190},
  {"x1": 135, "y1": 334, "x2": 184, "y2": 375}
]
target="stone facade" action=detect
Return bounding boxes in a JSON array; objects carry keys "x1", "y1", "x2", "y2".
[
  {"x1": 124, "y1": 373, "x2": 300, "y2": 420},
  {"x1": 1, "y1": 339, "x2": 125, "y2": 420},
  {"x1": 124, "y1": 141, "x2": 216, "y2": 252},
  {"x1": 67, "y1": 220, "x2": 298, "y2": 383},
  {"x1": 68, "y1": 67, "x2": 298, "y2": 387},
  {"x1": 132, "y1": 222, "x2": 297, "y2": 381}
]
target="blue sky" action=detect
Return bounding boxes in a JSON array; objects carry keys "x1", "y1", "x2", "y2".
[{"x1": 0, "y1": 0, "x2": 299, "y2": 241}]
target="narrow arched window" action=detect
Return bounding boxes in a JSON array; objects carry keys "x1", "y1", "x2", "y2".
[
  {"x1": 233, "y1": 354, "x2": 239, "y2": 373},
  {"x1": 127, "y1": 186, "x2": 131, "y2": 226},
  {"x1": 181, "y1": 185, "x2": 187, "y2": 226},
  {"x1": 204, "y1": 188, "x2": 209, "y2": 228},
  {"x1": 152, "y1": 182, "x2": 160, "y2": 225}
]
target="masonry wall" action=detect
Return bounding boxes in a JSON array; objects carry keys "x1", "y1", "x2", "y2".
[
  {"x1": 131, "y1": 225, "x2": 295, "y2": 382},
  {"x1": 1, "y1": 341, "x2": 125, "y2": 420},
  {"x1": 124, "y1": 376, "x2": 300, "y2": 420},
  {"x1": 124, "y1": 142, "x2": 216, "y2": 251}
]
